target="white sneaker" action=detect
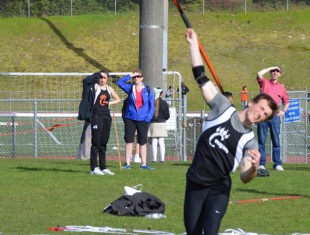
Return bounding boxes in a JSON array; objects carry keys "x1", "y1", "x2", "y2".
[
  {"x1": 133, "y1": 154, "x2": 142, "y2": 163},
  {"x1": 275, "y1": 165, "x2": 284, "y2": 171},
  {"x1": 102, "y1": 168, "x2": 115, "y2": 175},
  {"x1": 90, "y1": 167, "x2": 105, "y2": 175},
  {"x1": 258, "y1": 165, "x2": 266, "y2": 170}
]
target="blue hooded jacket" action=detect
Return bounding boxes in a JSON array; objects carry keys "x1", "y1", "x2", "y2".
[{"x1": 117, "y1": 74, "x2": 155, "y2": 123}]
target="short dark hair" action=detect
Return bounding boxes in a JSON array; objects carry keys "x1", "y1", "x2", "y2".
[
  {"x1": 99, "y1": 69, "x2": 109, "y2": 78},
  {"x1": 252, "y1": 93, "x2": 278, "y2": 121},
  {"x1": 223, "y1": 91, "x2": 233, "y2": 98}
]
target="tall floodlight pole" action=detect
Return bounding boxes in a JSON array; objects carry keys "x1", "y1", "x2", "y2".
[
  {"x1": 286, "y1": 0, "x2": 289, "y2": 11},
  {"x1": 28, "y1": 0, "x2": 31, "y2": 18},
  {"x1": 115, "y1": 0, "x2": 117, "y2": 15},
  {"x1": 162, "y1": 0, "x2": 168, "y2": 93},
  {"x1": 163, "y1": 0, "x2": 168, "y2": 72},
  {"x1": 70, "y1": 0, "x2": 73, "y2": 16},
  {"x1": 202, "y1": 0, "x2": 205, "y2": 14},
  {"x1": 139, "y1": 0, "x2": 164, "y2": 89}
]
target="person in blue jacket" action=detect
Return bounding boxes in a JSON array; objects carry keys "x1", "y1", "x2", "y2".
[{"x1": 117, "y1": 69, "x2": 155, "y2": 170}]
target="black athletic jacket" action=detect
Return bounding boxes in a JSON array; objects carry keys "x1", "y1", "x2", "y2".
[{"x1": 77, "y1": 72, "x2": 101, "y2": 122}]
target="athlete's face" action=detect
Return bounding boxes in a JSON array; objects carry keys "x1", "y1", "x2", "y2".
[
  {"x1": 99, "y1": 73, "x2": 108, "y2": 85},
  {"x1": 246, "y1": 99, "x2": 273, "y2": 124}
]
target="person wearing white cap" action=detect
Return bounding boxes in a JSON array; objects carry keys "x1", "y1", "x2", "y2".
[{"x1": 148, "y1": 87, "x2": 170, "y2": 163}]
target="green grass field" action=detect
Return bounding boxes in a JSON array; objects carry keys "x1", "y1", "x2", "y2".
[
  {"x1": 0, "y1": 9, "x2": 309, "y2": 111},
  {"x1": 0, "y1": 158, "x2": 309, "y2": 235},
  {"x1": 0, "y1": 8, "x2": 309, "y2": 235}
]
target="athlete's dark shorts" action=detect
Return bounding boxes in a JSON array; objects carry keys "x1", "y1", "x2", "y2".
[
  {"x1": 124, "y1": 118, "x2": 150, "y2": 145},
  {"x1": 184, "y1": 177, "x2": 231, "y2": 235}
]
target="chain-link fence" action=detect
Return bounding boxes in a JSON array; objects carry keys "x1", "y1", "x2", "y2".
[
  {"x1": 177, "y1": 0, "x2": 309, "y2": 13},
  {"x1": 282, "y1": 91, "x2": 309, "y2": 163},
  {"x1": 1, "y1": 72, "x2": 309, "y2": 164},
  {"x1": 1, "y1": 0, "x2": 309, "y2": 17},
  {"x1": 186, "y1": 90, "x2": 310, "y2": 164},
  {"x1": 0, "y1": 72, "x2": 186, "y2": 162}
]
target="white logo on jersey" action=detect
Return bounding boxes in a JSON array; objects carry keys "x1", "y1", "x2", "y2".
[
  {"x1": 209, "y1": 126, "x2": 230, "y2": 153},
  {"x1": 93, "y1": 125, "x2": 98, "y2": 129}
]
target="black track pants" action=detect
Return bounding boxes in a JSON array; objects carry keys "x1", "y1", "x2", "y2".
[
  {"x1": 184, "y1": 178, "x2": 231, "y2": 235},
  {"x1": 90, "y1": 115, "x2": 112, "y2": 171}
]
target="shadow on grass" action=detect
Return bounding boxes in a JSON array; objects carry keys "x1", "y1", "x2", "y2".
[
  {"x1": 171, "y1": 162, "x2": 191, "y2": 167},
  {"x1": 285, "y1": 165, "x2": 310, "y2": 171},
  {"x1": 15, "y1": 166, "x2": 84, "y2": 173},
  {"x1": 51, "y1": 161, "x2": 88, "y2": 166},
  {"x1": 39, "y1": 17, "x2": 109, "y2": 71},
  {"x1": 235, "y1": 188, "x2": 310, "y2": 198}
]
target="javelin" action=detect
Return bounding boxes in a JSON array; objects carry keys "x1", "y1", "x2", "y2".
[
  {"x1": 112, "y1": 113, "x2": 122, "y2": 171},
  {"x1": 172, "y1": 0, "x2": 224, "y2": 94},
  {"x1": 230, "y1": 195, "x2": 303, "y2": 205}
]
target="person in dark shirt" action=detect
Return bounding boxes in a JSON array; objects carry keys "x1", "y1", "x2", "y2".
[
  {"x1": 177, "y1": 81, "x2": 189, "y2": 96},
  {"x1": 223, "y1": 91, "x2": 233, "y2": 103},
  {"x1": 148, "y1": 87, "x2": 170, "y2": 162},
  {"x1": 89, "y1": 70, "x2": 121, "y2": 175},
  {"x1": 183, "y1": 28, "x2": 278, "y2": 235}
]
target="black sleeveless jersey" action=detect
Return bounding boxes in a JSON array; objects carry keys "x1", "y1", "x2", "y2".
[
  {"x1": 186, "y1": 106, "x2": 255, "y2": 186},
  {"x1": 92, "y1": 89, "x2": 110, "y2": 117}
]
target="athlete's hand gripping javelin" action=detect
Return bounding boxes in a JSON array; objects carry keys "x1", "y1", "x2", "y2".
[{"x1": 185, "y1": 28, "x2": 218, "y2": 104}]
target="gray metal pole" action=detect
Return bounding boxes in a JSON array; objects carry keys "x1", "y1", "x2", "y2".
[
  {"x1": 28, "y1": 0, "x2": 30, "y2": 18},
  {"x1": 33, "y1": 99, "x2": 38, "y2": 159},
  {"x1": 12, "y1": 116, "x2": 16, "y2": 158},
  {"x1": 202, "y1": 0, "x2": 205, "y2": 14},
  {"x1": 115, "y1": 0, "x2": 117, "y2": 15},
  {"x1": 162, "y1": 0, "x2": 168, "y2": 93},
  {"x1": 286, "y1": 0, "x2": 289, "y2": 11},
  {"x1": 163, "y1": 0, "x2": 168, "y2": 72},
  {"x1": 139, "y1": 0, "x2": 164, "y2": 89},
  {"x1": 182, "y1": 95, "x2": 187, "y2": 161},
  {"x1": 71, "y1": 0, "x2": 73, "y2": 16}
]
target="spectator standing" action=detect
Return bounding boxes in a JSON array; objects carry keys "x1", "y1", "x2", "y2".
[
  {"x1": 117, "y1": 69, "x2": 155, "y2": 170},
  {"x1": 177, "y1": 81, "x2": 189, "y2": 108},
  {"x1": 240, "y1": 86, "x2": 249, "y2": 110},
  {"x1": 223, "y1": 91, "x2": 233, "y2": 103},
  {"x1": 178, "y1": 81, "x2": 189, "y2": 97},
  {"x1": 183, "y1": 28, "x2": 278, "y2": 235},
  {"x1": 256, "y1": 66, "x2": 289, "y2": 172},
  {"x1": 148, "y1": 87, "x2": 170, "y2": 163},
  {"x1": 165, "y1": 85, "x2": 174, "y2": 105},
  {"x1": 78, "y1": 69, "x2": 121, "y2": 175},
  {"x1": 121, "y1": 93, "x2": 141, "y2": 163}
]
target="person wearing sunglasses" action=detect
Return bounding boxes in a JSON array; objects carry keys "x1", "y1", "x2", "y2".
[
  {"x1": 256, "y1": 66, "x2": 289, "y2": 173},
  {"x1": 117, "y1": 69, "x2": 155, "y2": 170}
]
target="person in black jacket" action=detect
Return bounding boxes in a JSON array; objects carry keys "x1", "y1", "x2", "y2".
[
  {"x1": 78, "y1": 69, "x2": 121, "y2": 175},
  {"x1": 178, "y1": 82, "x2": 190, "y2": 97},
  {"x1": 148, "y1": 87, "x2": 170, "y2": 162}
]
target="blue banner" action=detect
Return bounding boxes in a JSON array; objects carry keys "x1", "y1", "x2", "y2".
[{"x1": 284, "y1": 99, "x2": 301, "y2": 123}]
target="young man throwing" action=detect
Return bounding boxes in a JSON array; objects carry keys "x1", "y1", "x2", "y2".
[{"x1": 183, "y1": 28, "x2": 278, "y2": 235}]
